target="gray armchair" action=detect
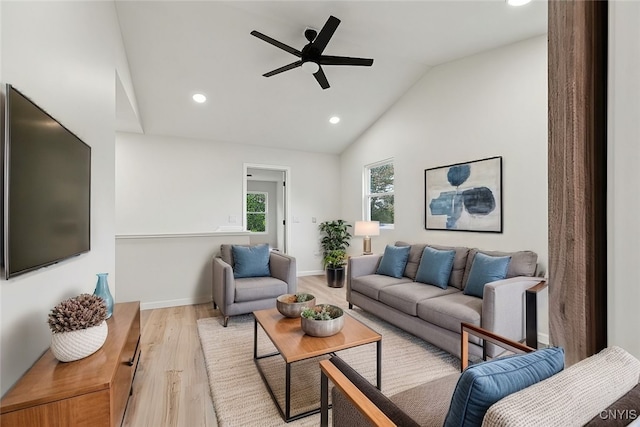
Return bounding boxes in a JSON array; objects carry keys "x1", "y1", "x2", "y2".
[{"x1": 212, "y1": 244, "x2": 297, "y2": 326}]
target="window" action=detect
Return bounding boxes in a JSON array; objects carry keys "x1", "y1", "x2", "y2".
[
  {"x1": 365, "y1": 160, "x2": 394, "y2": 227},
  {"x1": 246, "y1": 191, "x2": 267, "y2": 233}
]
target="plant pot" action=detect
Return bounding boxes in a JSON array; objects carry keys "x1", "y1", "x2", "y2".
[
  {"x1": 301, "y1": 305, "x2": 345, "y2": 337},
  {"x1": 276, "y1": 294, "x2": 316, "y2": 318},
  {"x1": 50, "y1": 321, "x2": 108, "y2": 362},
  {"x1": 326, "y1": 267, "x2": 345, "y2": 288}
]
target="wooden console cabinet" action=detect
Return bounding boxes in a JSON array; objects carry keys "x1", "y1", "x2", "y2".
[{"x1": 0, "y1": 302, "x2": 141, "y2": 427}]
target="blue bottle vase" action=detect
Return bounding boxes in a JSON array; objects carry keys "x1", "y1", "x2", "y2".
[{"x1": 94, "y1": 273, "x2": 114, "y2": 319}]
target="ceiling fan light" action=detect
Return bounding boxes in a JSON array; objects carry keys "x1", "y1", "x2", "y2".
[
  {"x1": 192, "y1": 93, "x2": 207, "y2": 103},
  {"x1": 301, "y1": 61, "x2": 320, "y2": 74}
]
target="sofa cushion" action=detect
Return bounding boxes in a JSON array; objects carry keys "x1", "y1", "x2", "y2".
[
  {"x1": 390, "y1": 373, "x2": 461, "y2": 427},
  {"x1": 444, "y1": 347, "x2": 565, "y2": 427},
  {"x1": 379, "y1": 283, "x2": 460, "y2": 316},
  {"x1": 232, "y1": 244, "x2": 271, "y2": 278},
  {"x1": 462, "y1": 248, "x2": 537, "y2": 289},
  {"x1": 377, "y1": 245, "x2": 411, "y2": 278},
  {"x1": 351, "y1": 274, "x2": 412, "y2": 300},
  {"x1": 428, "y1": 245, "x2": 470, "y2": 289},
  {"x1": 463, "y1": 253, "x2": 511, "y2": 298},
  {"x1": 583, "y1": 383, "x2": 640, "y2": 426},
  {"x1": 330, "y1": 355, "x2": 420, "y2": 427},
  {"x1": 417, "y1": 293, "x2": 483, "y2": 343},
  {"x1": 395, "y1": 242, "x2": 427, "y2": 280},
  {"x1": 415, "y1": 246, "x2": 456, "y2": 289},
  {"x1": 396, "y1": 242, "x2": 470, "y2": 289},
  {"x1": 234, "y1": 276, "x2": 288, "y2": 302},
  {"x1": 483, "y1": 346, "x2": 640, "y2": 427}
]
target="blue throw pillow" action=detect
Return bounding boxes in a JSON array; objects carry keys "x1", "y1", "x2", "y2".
[
  {"x1": 376, "y1": 245, "x2": 411, "y2": 278},
  {"x1": 464, "y1": 253, "x2": 511, "y2": 298},
  {"x1": 444, "y1": 347, "x2": 565, "y2": 427},
  {"x1": 415, "y1": 246, "x2": 456, "y2": 289},
  {"x1": 232, "y1": 244, "x2": 270, "y2": 278}
]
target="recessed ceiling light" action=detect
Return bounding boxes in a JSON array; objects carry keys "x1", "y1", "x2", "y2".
[
  {"x1": 329, "y1": 116, "x2": 340, "y2": 124},
  {"x1": 506, "y1": 0, "x2": 532, "y2": 6},
  {"x1": 192, "y1": 93, "x2": 207, "y2": 103}
]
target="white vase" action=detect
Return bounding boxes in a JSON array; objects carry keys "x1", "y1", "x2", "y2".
[{"x1": 50, "y1": 321, "x2": 108, "y2": 362}]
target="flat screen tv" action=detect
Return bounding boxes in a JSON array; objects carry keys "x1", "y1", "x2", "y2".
[{"x1": 2, "y1": 84, "x2": 91, "y2": 279}]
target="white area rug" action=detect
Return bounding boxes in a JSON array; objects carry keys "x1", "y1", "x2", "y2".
[{"x1": 197, "y1": 306, "x2": 459, "y2": 426}]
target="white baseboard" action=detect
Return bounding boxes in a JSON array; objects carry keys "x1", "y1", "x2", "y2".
[
  {"x1": 140, "y1": 296, "x2": 211, "y2": 311},
  {"x1": 538, "y1": 332, "x2": 549, "y2": 346},
  {"x1": 298, "y1": 270, "x2": 324, "y2": 277}
]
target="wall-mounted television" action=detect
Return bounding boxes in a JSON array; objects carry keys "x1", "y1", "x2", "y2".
[{"x1": 2, "y1": 84, "x2": 91, "y2": 279}]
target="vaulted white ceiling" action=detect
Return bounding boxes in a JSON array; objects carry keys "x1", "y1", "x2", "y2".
[{"x1": 115, "y1": 1, "x2": 547, "y2": 154}]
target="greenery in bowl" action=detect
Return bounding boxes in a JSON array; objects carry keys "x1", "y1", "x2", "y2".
[
  {"x1": 301, "y1": 304, "x2": 343, "y2": 320},
  {"x1": 281, "y1": 293, "x2": 314, "y2": 304}
]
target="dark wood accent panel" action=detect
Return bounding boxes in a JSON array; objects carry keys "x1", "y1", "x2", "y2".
[
  {"x1": 548, "y1": 0, "x2": 608, "y2": 365},
  {"x1": 0, "y1": 302, "x2": 141, "y2": 427}
]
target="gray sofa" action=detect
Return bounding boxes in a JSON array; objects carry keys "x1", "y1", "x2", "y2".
[
  {"x1": 212, "y1": 244, "x2": 296, "y2": 326},
  {"x1": 347, "y1": 242, "x2": 541, "y2": 358}
]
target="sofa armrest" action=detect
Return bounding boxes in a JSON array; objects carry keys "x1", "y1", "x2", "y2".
[
  {"x1": 482, "y1": 277, "x2": 546, "y2": 357},
  {"x1": 269, "y1": 251, "x2": 297, "y2": 293},
  {"x1": 320, "y1": 359, "x2": 396, "y2": 427},
  {"x1": 212, "y1": 257, "x2": 236, "y2": 309},
  {"x1": 348, "y1": 255, "x2": 382, "y2": 279}
]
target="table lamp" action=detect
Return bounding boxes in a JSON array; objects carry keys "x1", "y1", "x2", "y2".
[{"x1": 354, "y1": 221, "x2": 380, "y2": 255}]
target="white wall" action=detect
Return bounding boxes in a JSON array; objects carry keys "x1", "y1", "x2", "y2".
[
  {"x1": 608, "y1": 1, "x2": 640, "y2": 359},
  {"x1": 0, "y1": 2, "x2": 120, "y2": 395},
  {"x1": 115, "y1": 133, "x2": 340, "y2": 291},
  {"x1": 340, "y1": 36, "x2": 549, "y2": 336}
]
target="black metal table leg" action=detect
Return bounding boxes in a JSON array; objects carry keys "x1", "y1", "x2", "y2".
[
  {"x1": 320, "y1": 370, "x2": 329, "y2": 427},
  {"x1": 377, "y1": 340, "x2": 382, "y2": 390},
  {"x1": 285, "y1": 362, "x2": 291, "y2": 420}
]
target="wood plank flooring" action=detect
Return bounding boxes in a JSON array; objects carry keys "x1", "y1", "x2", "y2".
[{"x1": 122, "y1": 274, "x2": 342, "y2": 426}]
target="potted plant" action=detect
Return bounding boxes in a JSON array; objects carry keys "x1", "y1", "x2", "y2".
[
  {"x1": 276, "y1": 293, "x2": 316, "y2": 318},
  {"x1": 319, "y1": 220, "x2": 352, "y2": 287},
  {"x1": 48, "y1": 293, "x2": 108, "y2": 362},
  {"x1": 301, "y1": 304, "x2": 345, "y2": 337}
]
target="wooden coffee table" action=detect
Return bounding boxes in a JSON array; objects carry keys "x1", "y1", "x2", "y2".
[{"x1": 253, "y1": 307, "x2": 382, "y2": 422}]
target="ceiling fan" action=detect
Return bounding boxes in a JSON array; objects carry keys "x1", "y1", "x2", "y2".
[{"x1": 250, "y1": 15, "x2": 374, "y2": 90}]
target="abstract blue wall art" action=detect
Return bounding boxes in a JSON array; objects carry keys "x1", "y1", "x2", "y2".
[{"x1": 425, "y1": 156, "x2": 502, "y2": 232}]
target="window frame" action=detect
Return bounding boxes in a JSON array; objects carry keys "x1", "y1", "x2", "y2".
[
  {"x1": 364, "y1": 159, "x2": 395, "y2": 229},
  {"x1": 246, "y1": 191, "x2": 268, "y2": 234}
]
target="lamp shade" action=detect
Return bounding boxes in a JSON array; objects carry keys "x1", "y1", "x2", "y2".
[{"x1": 354, "y1": 221, "x2": 380, "y2": 237}]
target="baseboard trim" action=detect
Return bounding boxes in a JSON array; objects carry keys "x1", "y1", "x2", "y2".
[
  {"x1": 298, "y1": 270, "x2": 324, "y2": 277},
  {"x1": 140, "y1": 296, "x2": 211, "y2": 311},
  {"x1": 538, "y1": 332, "x2": 550, "y2": 346}
]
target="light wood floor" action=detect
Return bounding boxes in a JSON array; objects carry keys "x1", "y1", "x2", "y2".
[{"x1": 122, "y1": 275, "x2": 344, "y2": 427}]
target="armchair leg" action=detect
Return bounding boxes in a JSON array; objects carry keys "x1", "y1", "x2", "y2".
[
  {"x1": 223, "y1": 316, "x2": 229, "y2": 327},
  {"x1": 213, "y1": 301, "x2": 218, "y2": 310},
  {"x1": 348, "y1": 303, "x2": 353, "y2": 309}
]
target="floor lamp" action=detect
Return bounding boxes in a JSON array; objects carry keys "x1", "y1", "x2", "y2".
[{"x1": 354, "y1": 221, "x2": 380, "y2": 255}]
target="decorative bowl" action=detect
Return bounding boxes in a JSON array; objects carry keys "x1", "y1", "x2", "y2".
[
  {"x1": 276, "y1": 293, "x2": 316, "y2": 318},
  {"x1": 300, "y1": 304, "x2": 344, "y2": 337}
]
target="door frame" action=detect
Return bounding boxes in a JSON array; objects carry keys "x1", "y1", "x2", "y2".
[{"x1": 243, "y1": 163, "x2": 291, "y2": 253}]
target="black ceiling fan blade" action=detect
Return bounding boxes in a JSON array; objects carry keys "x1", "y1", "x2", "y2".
[
  {"x1": 319, "y1": 55, "x2": 374, "y2": 67},
  {"x1": 312, "y1": 16, "x2": 340, "y2": 54},
  {"x1": 313, "y1": 67, "x2": 330, "y2": 90},
  {"x1": 263, "y1": 61, "x2": 303, "y2": 77},
  {"x1": 250, "y1": 30, "x2": 302, "y2": 57}
]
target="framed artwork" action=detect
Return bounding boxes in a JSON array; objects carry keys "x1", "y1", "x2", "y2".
[{"x1": 424, "y1": 156, "x2": 502, "y2": 232}]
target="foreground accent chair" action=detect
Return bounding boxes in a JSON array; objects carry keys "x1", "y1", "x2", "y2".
[
  {"x1": 212, "y1": 244, "x2": 297, "y2": 327},
  {"x1": 321, "y1": 323, "x2": 640, "y2": 427}
]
